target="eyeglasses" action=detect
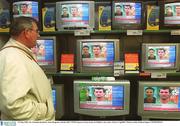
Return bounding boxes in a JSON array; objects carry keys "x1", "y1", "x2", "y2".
[{"x1": 29, "y1": 28, "x2": 40, "y2": 34}]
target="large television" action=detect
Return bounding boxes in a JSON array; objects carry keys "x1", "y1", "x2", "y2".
[
  {"x1": 12, "y1": 0, "x2": 39, "y2": 21},
  {"x1": 76, "y1": 39, "x2": 120, "y2": 74},
  {"x1": 74, "y1": 80, "x2": 130, "y2": 117},
  {"x1": 52, "y1": 84, "x2": 65, "y2": 119},
  {"x1": 31, "y1": 36, "x2": 58, "y2": 73},
  {"x1": 160, "y1": 1, "x2": 180, "y2": 29},
  {"x1": 112, "y1": 0, "x2": 143, "y2": 30},
  {"x1": 56, "y1": 1, "x2": 95, "y2": 30},
  {"x1": 138, "y1": 81, "x2": 180, "y2": 120},
  {"x1": 141, "y1": 43, "x2": 180, "y2": 73}
]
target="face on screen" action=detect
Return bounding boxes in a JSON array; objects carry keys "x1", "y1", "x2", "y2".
[
  {"x1": 144, "y1": 86, "x2": 180, "y2": 111},
  {"x1": 79, "y1": 85, "x2": 124, "y2": 110}
]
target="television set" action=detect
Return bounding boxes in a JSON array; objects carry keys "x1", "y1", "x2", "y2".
[
  {"x1": 31, "y1": 36, "x2": 58, "y2": 73},
  {"x1": 112, "y1": 0, "x2": 143, "y2": 30},
  {"x1": 0, "y1": 0, "x2": 10, "y2": 31},
  {"x1": 141, "y1": 43, "x2": 180, "y2": 73},
  {"x1": 74, "y1": 80, "x2": 130, "y2": 117},
  {"x1": 138, "y1": 81, "x2": 180, "y2": 120},
  {"x1": 160, "y1": 1, "x2": 180, "y2": 29},
  {"x1": 76, "y1": 39, "x2": 120, "y2": 74},
  {"x1": 12, "y1": 0, "x2": 39, "y2": 21},
  {"x1": 52, "y1": 84, "x2": 65, "y2": 119},
  {"x1": 56, "y1": 1, "x2": 95, "y2": 30}
]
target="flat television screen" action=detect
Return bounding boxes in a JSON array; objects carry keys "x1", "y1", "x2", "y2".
[
  {"x1": 52, "y1": 84, "x2": 65, "y2": 119},
  {"x1": 56, "y1": 1, "x2": 95, "y2": 30},
  {"x1": 112, "y1": 1, "x2": 143, "y2": 29},
  {"x1": 12, "y1": 1, "x2": 39, "y2": 21},
  {"x1": 141, "y1": 43, "x2": 180, "y2": 73},
  {"x1": 76, "y1": 39, "x2": 120, "y2": 74},
  {"x1": 74, "y1": 80, "x2": 130, "y2": 116},
  {"x1": 138, "y1": 81, "x2": 180, "y2": 119},
  {"x1": 31, "y1": 36, "x2": 58, "y2": 73}
]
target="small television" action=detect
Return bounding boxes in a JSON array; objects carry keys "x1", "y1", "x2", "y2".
[
  {"x1": 31, "y1": 36, "x2": 58, "y2": 73},
  {"x1": 138, "y1": 81, "x2": 180, "y2": 120},
  {"x1": 12, "y1": 0, "x2": 39, "y2": 21},
  {"x1": 141, "y1": 43, "x2": 180, "y2": 73},
  {"x1": 160, "y1": 1, "x2": 180, "y2": 29},
  {"x1": 74, "y1": 80, "x2": 130, "y2": 117},
  {"x1": 0, "y1": 0, "x2": 10, "y2": 30},
  {"x1": 76, "y1": 39, "x2": 120, "y2": 74},
  {"x1": 56, "y1": 1, "x2": 95, "y2": 30},
  {"x1": 52, "y1": 84, "x2": 65, "y2": 119},
  {"x1": 112, "y1": 0, "x2": 143, "y2": 30}
]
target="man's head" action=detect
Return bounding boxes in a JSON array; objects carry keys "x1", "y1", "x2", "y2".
[
  {"x1": 176, "y1": 5, "x2": 180, "y2": 16},
  {"x1": 124, "y1": 5, "x2": 131, "y2": 15},
  {"x1": 62, "y1": 7, "x2": 68, "y2": 15},
  {"x1": 94, "y1": 87, "x2": 106, "y2": 101},
  {"x1": 148, "y1": 48, "x2": 155, "y2": 56},
  {"x1": 82, "y1": 45, "x2": 89, "y2": 54},
  {"x1": 116, "y1": 5, "x2": 122, "y2": 14},
  {"x1": 92, "y1": 45, "x2": 101, "y2": 57},
  {"x1": 159, "y1": 87, "x2": 171, "y2": 104},
  {"x1": 157, "y1": 48, "x2": 166, "y2": 59},
  {"x1": 71, "y1": 6, "x2": 78, "y2": 17},
  {"x1": 145, "y1": 87, "x2": 154, "y2": 97},
  {"x1": 20, "y1": 4, "x2": 28, "y2": 14},
  {"x1": 10, "y1": 16, "x2": 39, "y2": 49}
]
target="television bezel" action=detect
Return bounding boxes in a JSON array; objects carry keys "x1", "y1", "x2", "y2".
[
  {"x1": 34, "y1": 36, "x2": 58, "y2": 73},
  {"x1": 141, "y1": 43, "x2": 180, "y2": 73},
  {"x1": 56, "y1": 1, "x2": 95, "y2": 31},
  {"x1": 138, "y1": 81, "x2": 180, "y2": 120},
  {"x1": 73, "y1": 80, "x2": 130, "y2": 117},
  {"x1": 112, "y1": 0, "x2": 144, "y2": 30},
  {"x1": 76, "y1": 39, "x2": 120, "y2": 74},
  {"x1": 52, "y1": 84, "x2": 65, "y2": 120},
  {"x1": 160, "y1": 0, "x2": 180, "y2": 29}
]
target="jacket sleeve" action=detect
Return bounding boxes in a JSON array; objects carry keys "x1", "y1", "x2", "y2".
[{"x1": 0, "y1": 51, "x2": 48, "y2": 120}]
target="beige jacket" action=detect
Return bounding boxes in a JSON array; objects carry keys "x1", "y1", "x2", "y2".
[{"x1": 0, "y1": 38, "x2": 55, "y2": 120}]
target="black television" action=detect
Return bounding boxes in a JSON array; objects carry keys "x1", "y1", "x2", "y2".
[
  {"x1": 76, "y1": 39, "x2": 120, "y2": 74},
  {"x1": 74, "y1": 80, "x2": 130, "y2": 117},
  {"x1": 56, "y1": 1, "x2": 95, "y2": 30},
  {"x1": 141, "y1": 43, "x2": 180, "y2": 73},
  {"x1": 112, "y1": 0, "x2": 143, "y2": 30},
  {"x1": 160, "y1": 0, "x2": 180, "y2": 29},
  {"x1": 52, "y1": 84, "x2": 65, "y2": 120},
  {"x1": 12, "y1": 0, "x2": 39, "y2": 21},
  {"x1": 31, "y1": 36, "x2": 58, "y2": 73},
  {"x1": 138, "y1": 81, "x2": 180, "y2": 120}
]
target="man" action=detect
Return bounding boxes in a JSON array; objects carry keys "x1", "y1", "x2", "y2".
[
  {"x1": 157, "y1": 48, "x2": 167, "y2": 59},
  {"x1": 148, "y1": 48, "x2": 156, "y2": 60},
  {"x1": 144, "y1": 87, "x2": 156, "y2": 103},
  {"x1": 92, "y1": 45, "x2": 102, "y2": 58},
  {"x1": 82, "y1": 45, "x2": 91, "y2": 58},
  {"x1": 20, "y1": 4, "x2": 28, "y2": 14},
  {"x1": 94, "y1": 87, "x2": 106, "y2": 101},
  {"x1": 124, "y1": 5, "x2": 131, "y2": 16},
  {"x1": 158, "y1": 87, "x2": 172, "y2": 104},
  {"x1": 115, "y1": 5, "x2": 123, "y2": 16},
  {"x1": 176, "y1": 5, "x2": 180, "y2": 16},
  {"x1": 71, "y1": 6, "x2": 79, "y2": 17},
  {"x1": 61, "y1": 7, "x2": 69, "y2": 18},
  {"x1": 165, "y1": 6, "x2": 173, "y2": 17},
  {"x1": 0, "y1": 17, "x2": 55, "y2": 120}
]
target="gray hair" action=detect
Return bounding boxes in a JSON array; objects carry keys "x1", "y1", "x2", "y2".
[{"x1": 10, "y1": 16, "x2": 38, "y2": 36}]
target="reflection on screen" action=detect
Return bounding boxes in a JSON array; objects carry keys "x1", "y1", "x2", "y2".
[
  {"x1": 79, "y1": 85, "x2": 124, "y2": 110},
  {"x1": 81, "y1": 42, "x2": 114, "y2": 67},
  {"x1": 144, "y1": 86, "x2": 180, "y2": 111}
]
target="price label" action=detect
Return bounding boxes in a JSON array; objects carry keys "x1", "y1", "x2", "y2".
[
  {"x1": 127, "y1": 30, "x2": 143, "y2": 36},
  {"x1": 171, "y1": 30, "x2": 180, "y2": 35},
  {"x1": 151, "y1": 72, "x2": 167, "y2": 78},
  {"x1": 74, "y1": 30, "x2": 90, "y2": 36}
]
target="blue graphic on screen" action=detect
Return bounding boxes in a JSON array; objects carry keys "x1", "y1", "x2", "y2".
[
  {"x1": 169, "y1": 46, "x2": 176, "y2": 63},
  {"x1": 31, "y1": 2, "x2": 39, "y2": 21},
  {"x1": 106, "y1": 43, "x2": 114, "y2": 62},
  {"x1": 82, "y1": 4, "x2": 89, "y2": 22},
  {"x1": 44, "y1": 40, "x2": 54, "y2": 62},
  {"x1": 135, "y1": 3, "x2": 141, "y2": 20},
  {"x1": 52, "y1": 89, "x2": 56, "y2": 110},
  {"x1": 112, "y1": 86, "x2": 124, "y2": 107}
]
